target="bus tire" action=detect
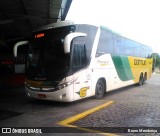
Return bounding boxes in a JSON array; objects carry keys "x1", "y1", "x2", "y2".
[
  {"x1": 143, "y1": 73, "x2": 147, "y2": 84},
  {"x1": 95, "y1": 79, "x2": 105, "y2": 99},
  {"x1": 138, "y1": 73, "x2": 143, "y2": 86}
]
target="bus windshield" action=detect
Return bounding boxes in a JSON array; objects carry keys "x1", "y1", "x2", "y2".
[{"x1": 26, "y1": 26, "x2": 75, "y2": 81}]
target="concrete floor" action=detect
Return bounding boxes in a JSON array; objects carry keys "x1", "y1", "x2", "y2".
[{"x1": 0, "y1": 74, "x2": 160, "y2": 135}]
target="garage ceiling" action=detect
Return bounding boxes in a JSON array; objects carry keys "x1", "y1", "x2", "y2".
[{"x1": 0, "y1": 0, "x2": 72, "y2": 45}]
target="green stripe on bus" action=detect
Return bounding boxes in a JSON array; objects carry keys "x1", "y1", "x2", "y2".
[{"x1": 111, "y1": 55, "x2": 133, "y2": 81}]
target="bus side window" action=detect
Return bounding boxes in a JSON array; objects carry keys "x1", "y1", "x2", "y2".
[
  {"x1": 124, "y1": 38, "x2": 134, "y2": 56},
  {"x1": 73, "y1": 44, "x2": 86, "y2": 69},
  {"x1": 96, "y1": 29, "x2": 113, "y2": 57},
  {"x1": 113, "y1": 34, "x2": 124, "y2": 55},
  {"x1": 146, "y1": 47, "x2": 152, "y2": 58}
]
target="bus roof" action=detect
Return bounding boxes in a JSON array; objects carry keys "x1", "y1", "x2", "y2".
[
  {"x1": 34, "y1": 20, "x2": 152, "y2": 50},
  {"x1": 34, "y1": 20, "x2": 74, "y2": 32}
]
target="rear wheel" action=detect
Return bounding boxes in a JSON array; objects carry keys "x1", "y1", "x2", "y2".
[
  {"x1": 143, "y1": 73, "x2": 147, "y2": 84},
  {"x1": 138, "y1": 73, "x2": 143, "y2": 86},
  {"x1": 95, "y1": 79, "x2": 105, "y2": 99}
]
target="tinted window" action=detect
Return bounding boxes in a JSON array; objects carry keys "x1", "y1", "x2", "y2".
[
  {"x1": 124, "y1": 38, "x2": 152, "y2": 58},
  {"x1": 133, "y1": 43, "x2": 140, "y2": 57},
  {"x1": 96, "y1": 27, "x2": 152, "y2": 58},
  {"x1": 73, "y1": 44, "x2": 86, "y2": 68},
  {"x1": 96, "y1": 28, "x2": 113, "y2": 57},
  {"x1": 113, "y1": 34, "x2": 124, "y2": 55},
  {"x1": 76, "y1": 24, "x2": 98, "y2": 65},
  {"x1": 148, "y1": 48, "x2": 152, "y2": 58},
  {"x1": 140, "y1": 45, "x2": 146, "y2": 58},
  {"x1": 26, "y1": 26, "x2": 74, "y2": 80},
  {"x1": 124, "y1": 38, "x2": 134, "y2": 56}
]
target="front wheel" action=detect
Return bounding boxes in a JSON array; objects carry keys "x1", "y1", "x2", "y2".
[{"x1": 95, "y1": 79, "x2": 105, "y2": 99}]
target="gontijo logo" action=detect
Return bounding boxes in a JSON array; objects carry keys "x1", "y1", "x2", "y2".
[{"x1": 134, "y1": 59, "x2": 146, "y2": 65}]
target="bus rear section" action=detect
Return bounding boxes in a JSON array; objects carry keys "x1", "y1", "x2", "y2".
[{"x1": 92, "y1": 26, "x2": 153, "y2": 92}]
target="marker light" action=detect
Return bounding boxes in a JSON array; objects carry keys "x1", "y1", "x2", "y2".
[{"x1": 35, "y1": 33, "x2": 45, "y2": 38}]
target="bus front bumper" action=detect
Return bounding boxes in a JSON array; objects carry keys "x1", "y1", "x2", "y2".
[{"x1": 25, "y1": 85, "x2": 73, "y2": 102}]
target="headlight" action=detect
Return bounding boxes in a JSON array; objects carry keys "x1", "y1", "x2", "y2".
[
  {"x1": 42, "y1": 87, "x2": 55, "y2": 91},
  {"x1": 25, "y1": 82, "x2": 54, "y2": 92},
  {"x1": 57, "y1": 80, "x2": 74, "y2": 90},
  {"x1": 25, "y1": 78, "x2": 76, "y2": 92}
]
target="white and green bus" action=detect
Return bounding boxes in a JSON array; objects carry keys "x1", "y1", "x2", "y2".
[{"x1": 14, "y1": 20, "x2": 153, "y2": 102}]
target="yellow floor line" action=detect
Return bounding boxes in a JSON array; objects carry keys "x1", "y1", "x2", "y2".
[
  {"x1": 62, "y1": 123, "x2": 119, "y2": 136},
  {"x1": 58, "y1": 101, "x2": 114, "y2": 125},
  {"x1": 57, "y1": 101, "x2": 119, "y2": 136}
]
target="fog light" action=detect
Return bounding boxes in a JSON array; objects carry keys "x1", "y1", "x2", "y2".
[
  {"x1": 61, "y1": 93, "x2": 66, "y2": 99},
  {"x1": 27, "y1": 93, "x2": 31, "y2": 97}
]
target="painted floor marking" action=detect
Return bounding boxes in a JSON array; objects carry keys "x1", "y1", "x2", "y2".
[{"x1": 57, "y1": 100, "x2": 119, "y2": 136}]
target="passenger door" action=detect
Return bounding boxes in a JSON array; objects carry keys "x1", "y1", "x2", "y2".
[{"x1": 71, "y1": 42, "x2": 91, "y2": 101}]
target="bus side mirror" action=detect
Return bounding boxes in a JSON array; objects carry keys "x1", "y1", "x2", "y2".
[
  {"x1": 64, "y1": 33, "x2": 87, "y2": 53},
  {"x1": 14, "y1": 41, "x2": 29, "y2": 57}
]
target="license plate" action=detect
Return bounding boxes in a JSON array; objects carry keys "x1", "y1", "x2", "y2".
[{"x1": 38, "y1": 94, "x2": 46, "y2": 98}]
